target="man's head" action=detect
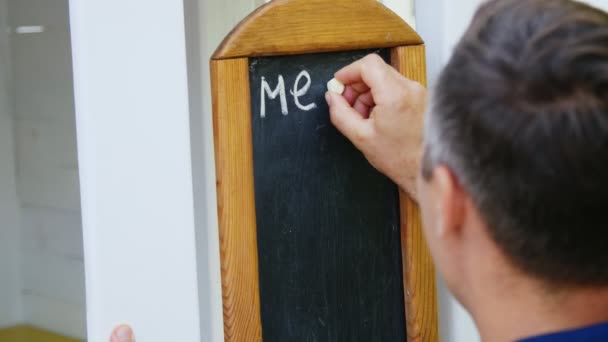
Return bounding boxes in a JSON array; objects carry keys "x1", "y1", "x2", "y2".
[{"x1": 419, "y1": 0, "x2": 608, "y2": 304}]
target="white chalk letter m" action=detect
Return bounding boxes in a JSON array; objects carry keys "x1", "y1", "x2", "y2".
[{"x1": 261, "y1": 75, "x2": 288, "y2": 118}]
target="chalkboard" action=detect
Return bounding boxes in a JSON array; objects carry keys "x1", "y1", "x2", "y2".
[{"x1": 249, "y1": 49, "x2": 407, "y2": 341}]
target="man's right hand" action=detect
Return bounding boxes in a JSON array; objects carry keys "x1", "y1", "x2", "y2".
[{"x1": 325, "y1": 54, "x2": 427, "y2": 201}]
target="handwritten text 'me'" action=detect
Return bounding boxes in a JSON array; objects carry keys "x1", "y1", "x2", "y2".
[{"x1": 260, "y1": 70, "x2": 318, "y2": 118}]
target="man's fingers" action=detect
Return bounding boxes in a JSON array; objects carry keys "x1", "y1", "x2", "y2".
[
  {"x1": 326, "y1": 92, "x2": 373, "y2": 147},
  {"x1": 342, "y1": 86, "x2": 359, "y2": 106},
  {"x1": 335, "y1": 54, "x2": 391, "y2": 93},
  {"x1": 110, "y1": 325, "x2": 135, "y2": 342},
  {"x1": 343, "y1": 83, "x2": 371, "y2": 105},
  {"x1": 348, "y1": 82, "x2": 371, "y2": 94},
  {"x1": 354, "y1": 98, "x2": 372, "y2": 119},
  {"x1": 354, "y1": 91, "x2": 374, "y2": 107},
  {"x1": 342, "y1": 87, "x2": 375, "y2": 117}
]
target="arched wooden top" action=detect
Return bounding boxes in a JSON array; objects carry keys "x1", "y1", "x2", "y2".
[{"x1": 212, "y1": 0, "x2": 423, "y2": 60}]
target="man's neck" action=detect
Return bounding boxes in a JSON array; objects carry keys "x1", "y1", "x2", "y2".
[{"x1": 470, "y1": 278, "x2": 608, "y2": 341}]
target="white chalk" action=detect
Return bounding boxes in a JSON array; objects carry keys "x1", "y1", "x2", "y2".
[{"x1": 327, "y1": 78, "x2": 345, "y2": 95}]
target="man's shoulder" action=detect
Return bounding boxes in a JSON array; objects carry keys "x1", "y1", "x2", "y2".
[{"x1": 520, "y1": 322, "x2": 608, "y2": 342}]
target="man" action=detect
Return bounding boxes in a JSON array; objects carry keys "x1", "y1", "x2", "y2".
[{"x1": 111, "y1": 0, "x2": 608, "y2": 340}]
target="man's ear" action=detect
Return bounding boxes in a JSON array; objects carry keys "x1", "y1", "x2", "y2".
[{"x1": 429, "y1": 165, "x2": 466, "y2": 238}]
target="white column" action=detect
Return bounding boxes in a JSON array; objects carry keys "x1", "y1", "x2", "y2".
[
  {"x1": 68, "y1": 1, "x2": 201, "y2": 341},
  {"x1": 188, "y1": 0, "x2": 257, "y2": 341}
]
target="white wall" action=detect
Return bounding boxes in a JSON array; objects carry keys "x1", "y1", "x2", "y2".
[
  {"x1": 0, "y1": 0, "x2": 23, "y2": 329},
  {"x1": 382, "y1": 0, "x2": 416, "y2": 28},
  {"x1": 187, "y1": 0, "x2": 257, "y2": 340},
  {"x1": 8, "y1": 0, "x2": 86, "y2": 338},
  {"x1": 415, "y1": 0, "x2": 487, "y2": 340}
]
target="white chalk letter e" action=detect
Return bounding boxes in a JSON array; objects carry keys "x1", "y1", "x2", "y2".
[{"x1": 291, "y1": 70, "x2": 317, "y2": 112}]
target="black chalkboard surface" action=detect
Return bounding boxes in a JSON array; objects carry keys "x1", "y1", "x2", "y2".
[{"x1": 249, "y1": 49, "x2": 407, "y2": 341}]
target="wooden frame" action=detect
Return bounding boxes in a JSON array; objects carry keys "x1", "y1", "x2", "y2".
[{"x1": 211, "y1": 1, "x2": 438, "y2": 341}]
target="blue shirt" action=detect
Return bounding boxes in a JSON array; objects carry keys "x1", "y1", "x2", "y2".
[{"x1": 520, "y1": 322, "x2": 608, "y2": 342}]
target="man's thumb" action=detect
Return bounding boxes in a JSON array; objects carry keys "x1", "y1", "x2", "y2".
[
  {"x1": 110, "y1": 325, "x2": 135, "y2": 342},
  {"x1": 326, "y1": 92, "x2": 370, "y2": 146}
]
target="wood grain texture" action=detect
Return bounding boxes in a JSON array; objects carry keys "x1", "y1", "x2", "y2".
[
  {"x1": 392, "y1": 45, "x2": 440, "y2": 342},
  {"x1": 212, "y1": 0, "x2": 422, "y2": 60},
  {"x1": 211, "y1": 58, "x2": 263, "y2": 342}
]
